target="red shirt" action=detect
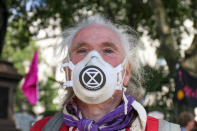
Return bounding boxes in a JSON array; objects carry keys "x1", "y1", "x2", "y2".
[{"x1": 30, "y1": 115, "x2": 158, "y2": 131}]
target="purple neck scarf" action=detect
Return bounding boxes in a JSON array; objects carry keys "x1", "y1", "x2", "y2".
[{"x1": 63, "y1": 94, "x2": 135, "y2": 131}]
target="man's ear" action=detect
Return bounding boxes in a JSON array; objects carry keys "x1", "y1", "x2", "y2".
[{"x1": 123, "y1": 63, "x2": 131, "y2": 86}]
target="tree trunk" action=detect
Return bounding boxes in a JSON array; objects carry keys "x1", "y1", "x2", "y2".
[
  {"x1": 0, "y1": 0, "x2": 8, "y2": 56},
  {"x1": 150, "y1": 0, "x2": 180, "y2": 72}
]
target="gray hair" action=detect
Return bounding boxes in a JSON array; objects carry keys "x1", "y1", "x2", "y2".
[{"x1": 58, "y1": 15, "x2": 144, "y2": 102}]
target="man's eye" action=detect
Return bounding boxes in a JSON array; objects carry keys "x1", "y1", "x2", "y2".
[
  {"x1": 77, "y1": 49, "x2": 87, "y2": 53},
  {"x1": 104, "y1": 49, "x2": 113, "y2": 53}
]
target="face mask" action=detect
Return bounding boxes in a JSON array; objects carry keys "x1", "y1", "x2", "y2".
[{"x1": 61, "y1": 51, "x2": 126, "y2": 105}]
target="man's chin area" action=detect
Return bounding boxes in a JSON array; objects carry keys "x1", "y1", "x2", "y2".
[{"x1": 76, "y1": 90, "x2": 123, "y2": 106}]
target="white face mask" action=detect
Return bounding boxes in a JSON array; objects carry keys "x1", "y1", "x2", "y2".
[{"x1": 61, "y1": 51, "x2": 126, "y2": 104}]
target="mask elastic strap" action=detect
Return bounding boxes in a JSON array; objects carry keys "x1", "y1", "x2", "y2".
[
  {"x1": 114, "y1": 65, "x2": 123, "y2": 88},
  {"x1": 117, "y1": 65, "x2": 129, "y2": 115},
  {"x1": 122, "y1": 87, "x2": 128, "y2": 115},
  {"x1": 115, "y1": 64, "x2": 128, "y2": 115},
  {"x1": 60, "y1": 61, "x2": 75, "y2": 89},
  {"x1": 62, "y1": 81, "x2": 73, "y2": 89},
  {"x1": 65, "y1": 55, "x2": 70, "y2": 83},
  {"x1": 121, "y1": 69, "x2": 128, "y2": 115},
  {"x1": 61, "y1": 61, "x2": 75, "y2": 71}
]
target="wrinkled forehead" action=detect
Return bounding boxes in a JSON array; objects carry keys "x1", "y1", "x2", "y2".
[{"x1": 69, "y1": 24, "x2": 124, "y2": 54}]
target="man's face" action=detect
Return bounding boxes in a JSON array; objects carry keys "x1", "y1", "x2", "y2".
[
  {"x1": 69, "y1": 24, "x2": 125, "y2": 67},
  {"x1": 69, "y1": 24, "x2": 131, "y2": 86}
]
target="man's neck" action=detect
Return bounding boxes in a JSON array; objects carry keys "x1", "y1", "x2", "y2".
[{"x1": 76, "y1": 91, "x2": 122, "y2": 122}]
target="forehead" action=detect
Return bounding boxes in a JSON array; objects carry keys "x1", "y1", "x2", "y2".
[{"x1": 70, "y1": 24, "x2": 123, "y2": 50}]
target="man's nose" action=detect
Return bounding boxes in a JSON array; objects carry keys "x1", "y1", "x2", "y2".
[
  {"x1": 91, "y1": 56, "x2": 97, "y2": 59},
  {"x1": 86, "y1": 56, "x2": 98, "y2": 66}
]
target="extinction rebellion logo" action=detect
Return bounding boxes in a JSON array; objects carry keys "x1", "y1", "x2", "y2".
[{"x1": 79, "y1": 66, "x2": 106, "y2": 90}]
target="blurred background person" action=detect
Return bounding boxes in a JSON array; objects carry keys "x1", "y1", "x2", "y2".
[{"x1": 179, "y1": 112, "x2": 195, "y2": 131}]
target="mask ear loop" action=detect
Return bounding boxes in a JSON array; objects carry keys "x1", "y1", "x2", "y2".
[
  {"x1": 117, "y1": 57, "x2": 129, "y2": 115},
  {"x1": 116, "y1": 58, "x2": 129, "y2": 115},
  {"x1": 121, "y1": 69, "x2": 128, "y2": 115},
  {"x1": 65, "y1": 56, "x2": 70, "y2": 83},
  {"x1": 60, "y1": 55, "x2": 75, "y2": 89}
]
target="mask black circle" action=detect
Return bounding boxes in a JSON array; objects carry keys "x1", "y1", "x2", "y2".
[{"x1": 79, "y1": 65, "x2": 106, "y2": 91}]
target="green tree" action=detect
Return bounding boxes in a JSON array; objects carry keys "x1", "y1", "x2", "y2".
[
  {"x1": 2, "y1": 0, "x2": 197, "y2": 120},
  {"x1": 4, "y1": 0, "x2": 197, "y2": 73}
]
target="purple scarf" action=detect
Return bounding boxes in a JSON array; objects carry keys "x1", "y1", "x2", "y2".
[{"x1": 63, "y1": 94, "x2": 135, "y2": 131}]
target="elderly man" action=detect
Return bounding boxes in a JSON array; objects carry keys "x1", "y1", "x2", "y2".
[{"x1": 31, "y1": 15, "x2": 180, "y2": 131}]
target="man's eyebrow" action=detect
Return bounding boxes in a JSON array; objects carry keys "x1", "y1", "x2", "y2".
[
  {"x1": 71, "y1": 42, "x2": 89, "y2": 50},
  {"x1": 71, "y1": 41, "x2": 119, "y2": 51},
  {"x1": 102, "y1": 42, "x2": 118, "y2": 50}
]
